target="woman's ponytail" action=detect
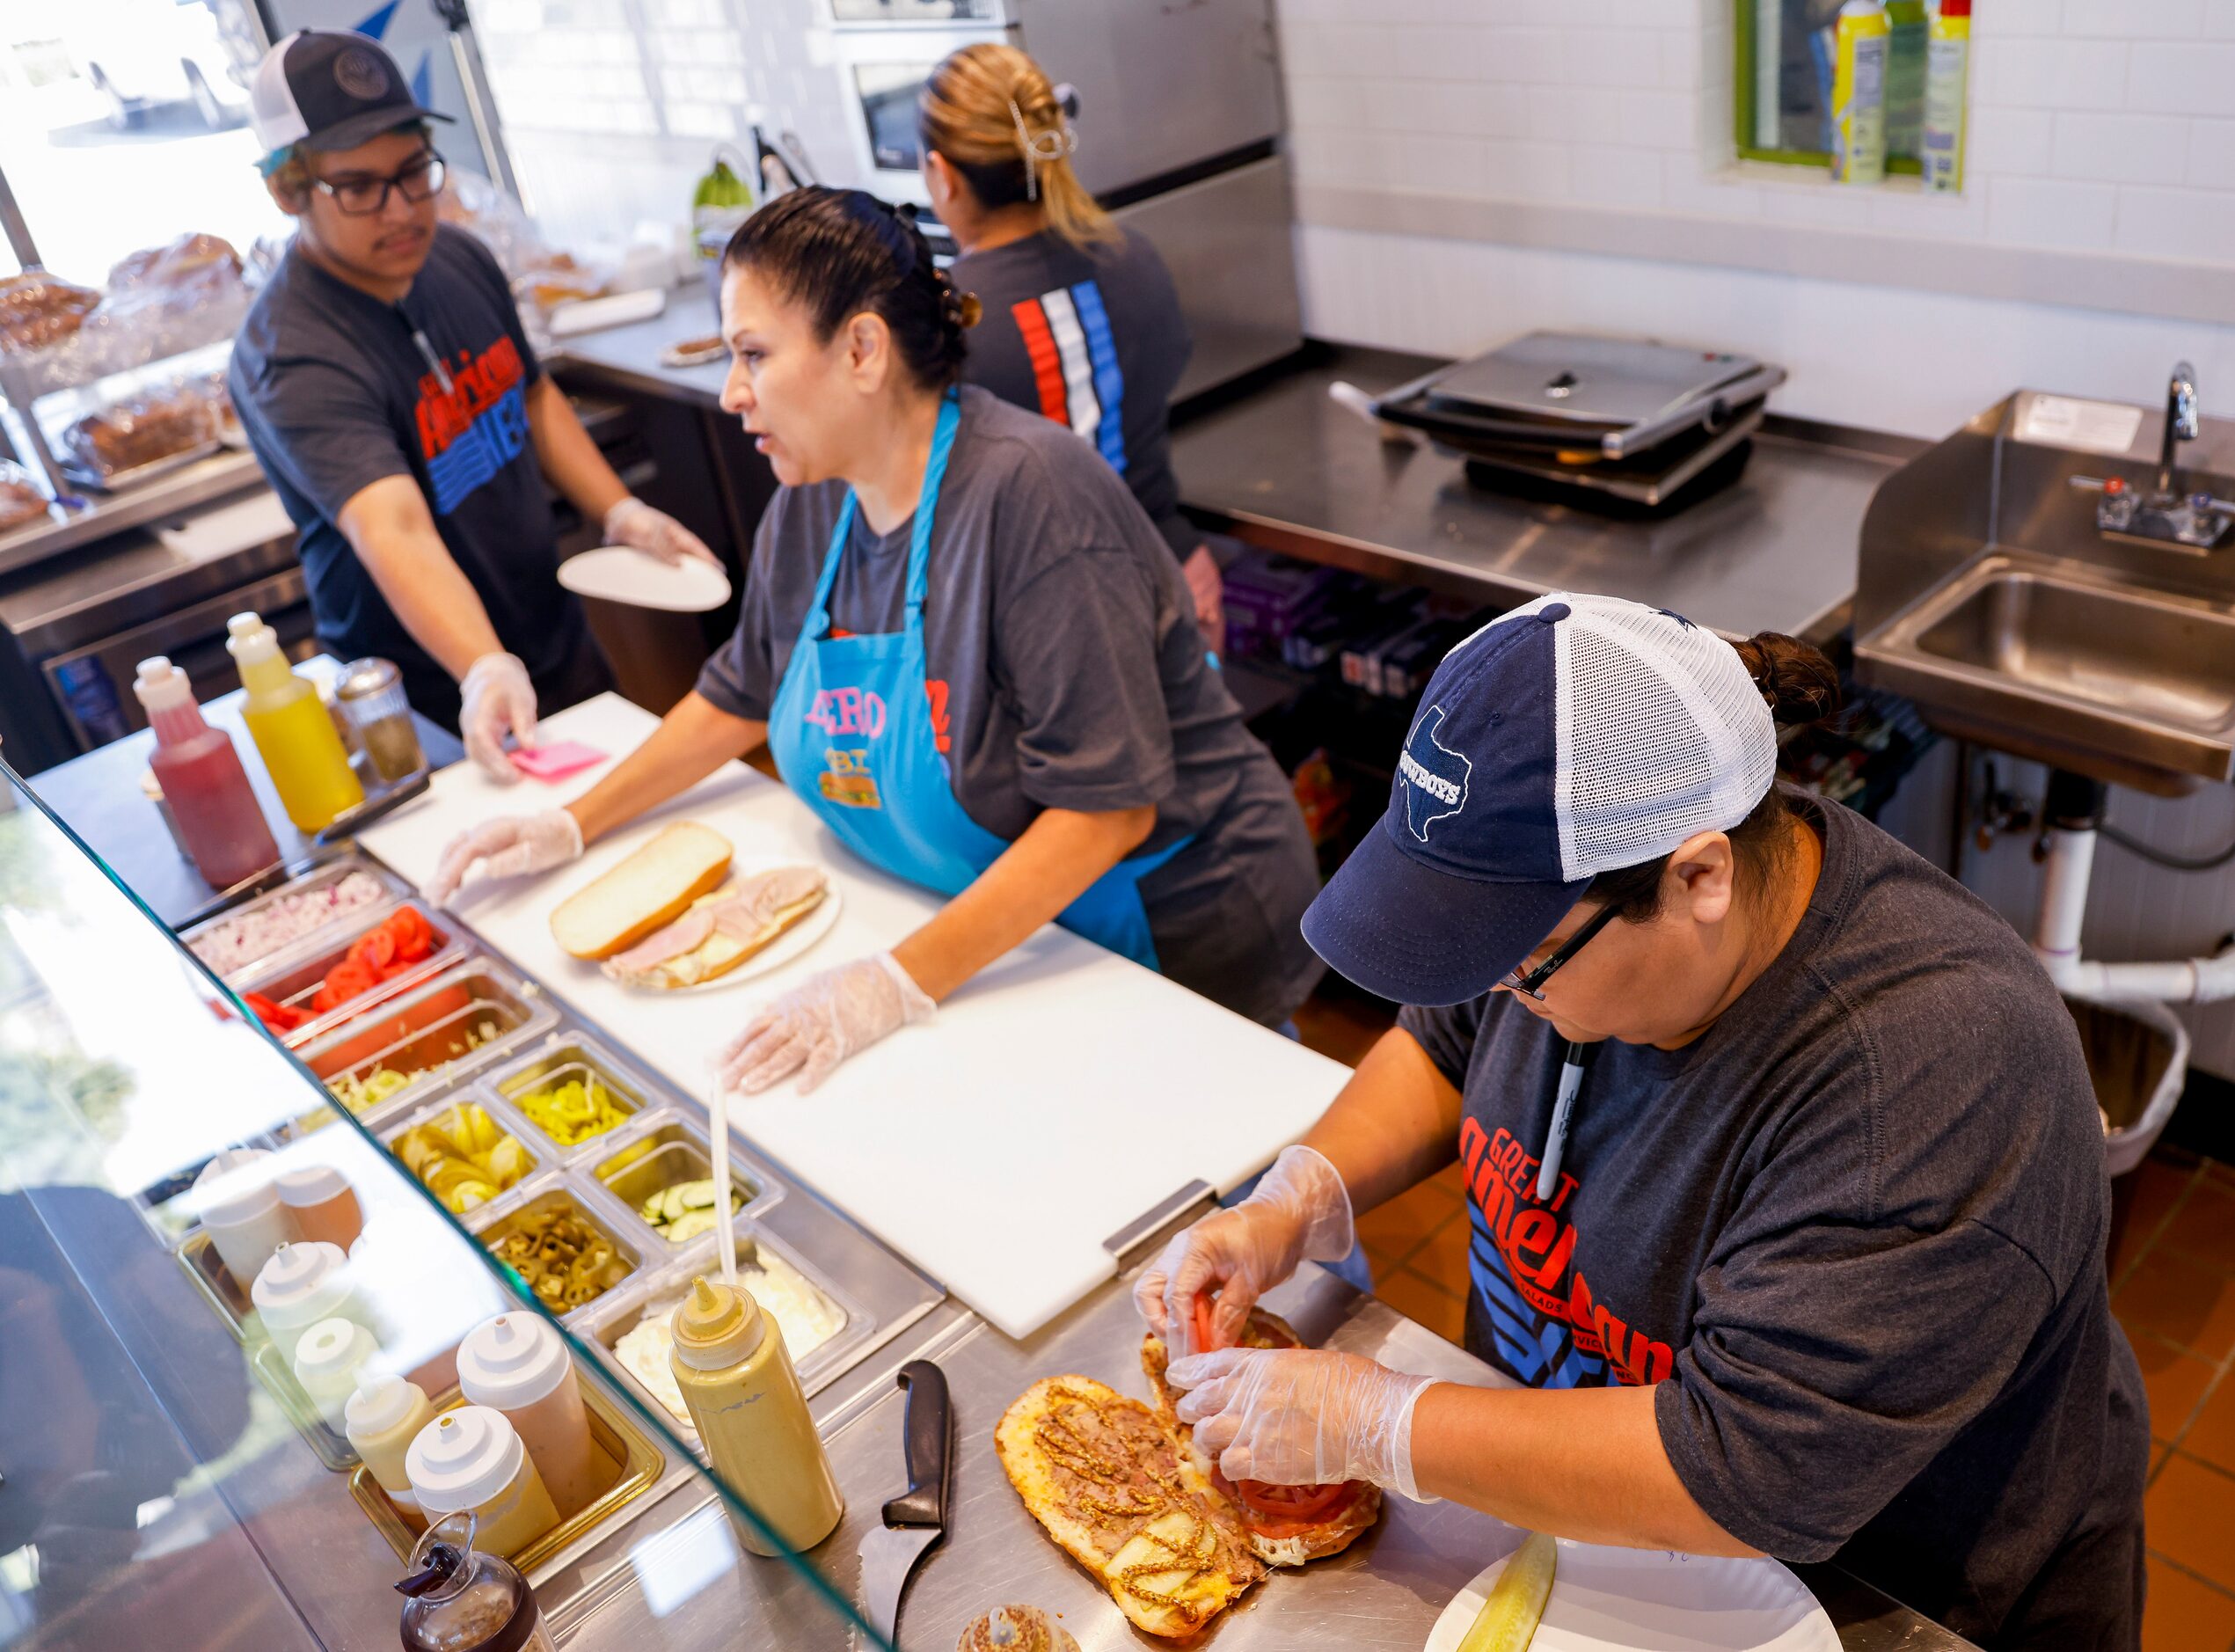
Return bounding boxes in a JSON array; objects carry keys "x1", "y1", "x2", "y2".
[{"x1": 920, "y1": 42, "x2": 1121, "y2": 252}]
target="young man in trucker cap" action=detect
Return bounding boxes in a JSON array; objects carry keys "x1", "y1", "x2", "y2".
[
  {"x1": 230, "y1": 30, "x2": 715, "y2": 778},
  {"x1": 1141, "y1": 593, "x2": 2145, "y2": 1649}
]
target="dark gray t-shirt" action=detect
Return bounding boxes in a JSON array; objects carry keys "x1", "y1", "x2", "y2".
[
  {"x1": 1399, "y1": 793, "x2": 2145, "y2": 1648},
  {"x1": 952, "y1": 227, "x2": 1195, "y2": 561},
  {"x1": 696, "y1": 386, "x2": 1321, "y2": 1026},
  {"x1": 230, "y1": 226, "x2": 602, "y2": 728}
]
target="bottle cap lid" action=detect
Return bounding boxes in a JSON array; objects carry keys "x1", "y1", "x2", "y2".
[
  {"x1": 406, "y1": 1406, "x2": 526, "y2": 1515},
  {"x1": 251, "y1": 1239, "x2": 350, "y2": 1320},
  {"x1": 132, "y1": 656, "x2": 194, "y2": 712},
  {"x1": 671, "y1": 1275, "x2": 765, "y2": 1371},
  {"x1": 346, "y1": 1371, "x2": 427, "y2": 1436},
  {"x1": 337, "y1": 656, "x2": 401, "y2": 701},
  {"x1": 294, "y1": 1317, "x2": 374, "y2": 1385},
  {"x1": 456, "y1": 1312, "x2": 573, "y2": 1408},
  {"x1": 225, "y1": 613, "x2": 278, "y2": 662},
  {"x1": 193, "y1": 1147, "x2": 279, "y2": 1227},
  {"x1": 1939, "y1": 0, "x2": 1968, "y2": 14},
  {"x1": 274, "y1": 1164, "x2": 352, "y2": 1209}
]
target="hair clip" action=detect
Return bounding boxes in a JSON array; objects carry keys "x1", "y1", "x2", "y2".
[{"x1": 1007, "y1": 97, "x2": 1075, "y2": 202}]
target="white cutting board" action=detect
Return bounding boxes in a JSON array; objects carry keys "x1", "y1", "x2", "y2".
[{"x1": 360, "y1": 696, "x2": 1348, "y2": 1339}]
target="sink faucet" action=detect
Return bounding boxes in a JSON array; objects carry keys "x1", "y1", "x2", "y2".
[{"x1": 2158, "y1": 360, "x2": 2199, "y2": 499}]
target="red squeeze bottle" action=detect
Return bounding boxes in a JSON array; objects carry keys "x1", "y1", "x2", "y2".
[{"x1": 133, "y1": 656, "x2": 279, "y2": 889}]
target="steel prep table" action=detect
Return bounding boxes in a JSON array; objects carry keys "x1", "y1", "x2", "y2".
[{"x1": 22, "y1": 707, "x2": 1975, "y2": 1650}]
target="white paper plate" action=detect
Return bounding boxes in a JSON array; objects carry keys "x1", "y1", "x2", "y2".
[
  {"x1": 607, "y1": 863, "x2": 842, "y2": 994},
  {"x1": 559, "y1": 545, "x2": 733, "y2": 613},
  {"x1": 1424, "y1": 1535, "x2": 1837, "y2": 1652}
]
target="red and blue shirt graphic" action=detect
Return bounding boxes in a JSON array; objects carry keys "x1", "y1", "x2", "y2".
[
  {"x1": 414, "y1": 333, "x2": 532, "y2": 516},
  {"x1": 1458, "y1": 1113, "x2": 1676, "y2": 1391},
  {"x1": 1010, "y1": 280, "x2": 1128, "y2": 477}
]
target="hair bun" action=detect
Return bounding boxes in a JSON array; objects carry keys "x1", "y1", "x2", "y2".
[
  {"x1": 1735, "y1": 632, "x2": 1841, "y2": 727},
  {"x1": 955, "y1": 290, "x2": 982, "y2": 329}
]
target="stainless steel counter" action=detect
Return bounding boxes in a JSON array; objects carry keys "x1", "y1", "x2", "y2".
[
  {"x1": 0, "y1": 449, "x2": 267, "y2": 579},
  {"x1": 549, "y1": 290, "x2": 730, "y2": 411},
  {"x1": 1170, "y1": 347, "x2": 1923, "y2": 644},
  {"x1": 549, "y1": 1254, "x2": 1976, "y2": 1651}
]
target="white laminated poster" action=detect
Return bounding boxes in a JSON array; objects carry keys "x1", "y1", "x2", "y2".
[{"x1": 2015, "y1": 394, "x2": 2144, "y2": 457}]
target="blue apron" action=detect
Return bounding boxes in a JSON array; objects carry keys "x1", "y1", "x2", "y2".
[{"x1": 765, "y1": 391, "x2": 1188, "y2": 970}]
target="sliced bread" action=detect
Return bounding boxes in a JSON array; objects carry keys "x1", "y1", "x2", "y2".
[{"x1": 549, "y1": 821, "x2": 733, "y2": 960}]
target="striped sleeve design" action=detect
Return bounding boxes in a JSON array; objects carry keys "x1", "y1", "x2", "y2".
[{"x1": 1007, "y1": 278, "x2": 1128, "y2": 477}]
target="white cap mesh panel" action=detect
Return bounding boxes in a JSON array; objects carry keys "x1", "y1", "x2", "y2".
[
  {"x1": 1545, "y1": 592, "x2": 1778, "y2": 880},
  {"x1": 251, "y1": 34, "x2": 310, "y2": 156}
]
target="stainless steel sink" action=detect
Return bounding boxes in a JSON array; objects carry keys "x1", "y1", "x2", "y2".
[
  {"x1": 1853, "y1": 387, "x2": 2235, "y2": 790},
  {"x1": 1860, "y1": 554, "x2": 2235, "y2": 784}
]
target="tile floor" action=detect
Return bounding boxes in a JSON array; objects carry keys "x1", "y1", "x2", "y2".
[{"x1": 1288, "y1": 992, "x2": 2235, "y2": 1652}]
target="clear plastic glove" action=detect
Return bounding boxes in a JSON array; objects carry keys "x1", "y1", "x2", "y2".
[
  {"x1": 1182, "y1": 545, "x2": 1224, "y2": 655},
  {"x1": 1166, "y1": 1346, "x2": 1439, "y2": 1502},
  {"x1": 604, "y1": 497, "x2": 718, "y2": 567},
  {"x1": 719, "y1": 953, "x2": 934, "y2": 1096},
  {"x1": 459, "y1": 652, "x2": 538, "y2": 783},
  {"x1": 426, "y1": 808, "x2": 582, "y2": 906},
  {"x1": 1134, "y1": 1145, "x2": 1354, "y2": 1355}
]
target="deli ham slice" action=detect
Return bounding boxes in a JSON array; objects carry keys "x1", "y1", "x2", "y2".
[
  {"x1": 606, "y1": 908, "x2": 715, "y2": 974},
  {"x1": 599, "y1": 864, "x2": 829, "y2": 990}
]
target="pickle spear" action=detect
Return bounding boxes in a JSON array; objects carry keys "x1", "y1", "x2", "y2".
[{"x1": 1457, "y1": 1531, "x2": 1557, "y2": 1652}]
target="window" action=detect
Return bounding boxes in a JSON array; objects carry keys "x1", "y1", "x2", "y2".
[
  {"x1": 0, "y1": 0, "x2": 282, "y2": 281},
  {"x1": 1735, "y1": 0, "x2": 1964, "y2": 181}
]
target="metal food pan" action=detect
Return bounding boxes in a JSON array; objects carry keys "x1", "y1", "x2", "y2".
[
  {"x1": 297, "y1": 962, "x2": 553, "y2": 1127},
  {"x1": 579, "y1": 1219, "x2": 871, "y2": 1454},
  {"x1": 486, "y1": 1034, "x2": 653, "y2": 1162},
  {"x1": 588, "y1": 1107, "x2": 779, "y2": 1248},
  {"x1": 348, "y1": 1375, "x2": 665, "y2": 1570},
  {"x1": 235, "y1": 901, "x2": 471, "y2": 1048},
  {"x1": 380, "y1": 1088, "x2": 544, "y2": 1219},
  {"x1": 470, "y1": 1178, "x2": 646, "y2": 1322},
  {"x1": 182, "y1": 853, "x2": 412, "y2": 982}
]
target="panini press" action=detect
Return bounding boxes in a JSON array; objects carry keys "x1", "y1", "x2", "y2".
[{"x1": 1372, "y1": 332, "x2": 1787, "y2": 513}]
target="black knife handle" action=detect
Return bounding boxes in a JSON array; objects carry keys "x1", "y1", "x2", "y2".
[{"x1": 882, "y1": 1360, "x2": 950, "y2": 1530}]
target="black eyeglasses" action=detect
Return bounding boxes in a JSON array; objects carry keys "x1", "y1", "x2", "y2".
[
  {"x1": 312, "y1": 151, "x2": 446, "y2": 216},
  {"x1": 1497, "y1": 901, "x2": 1620, "y2": 1001}
]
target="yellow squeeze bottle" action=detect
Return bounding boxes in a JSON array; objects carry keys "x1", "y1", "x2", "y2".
[
  {"x1": 669, "y1": 1276, "x2": 844, "y2": 1555},
  {"x1": 226, "y1": 612, "x2": 362, "y2": 831},
  {"x1": 1832, "y1": 0, "x2": 1890, "y2": 186}
]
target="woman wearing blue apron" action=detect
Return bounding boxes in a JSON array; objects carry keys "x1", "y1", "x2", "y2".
[{"x1": 429, "y1": 186, "x2": 1323, "y2": 1095}]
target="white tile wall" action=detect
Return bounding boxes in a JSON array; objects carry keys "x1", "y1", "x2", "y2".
[
  {"x1": 478, "y1": 0, "x2": 856, "y2": 254},
  {"x1": 1278, "y1": 0, "x2": 2235, "y2": 274}
]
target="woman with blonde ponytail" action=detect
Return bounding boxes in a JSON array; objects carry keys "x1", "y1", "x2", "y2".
[{"x1": 920, "y1": 43, "x2": 1227, "y2": 646}]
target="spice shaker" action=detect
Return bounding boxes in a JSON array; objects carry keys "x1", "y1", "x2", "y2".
[{"x1": 337, "y1": 656, "x2": 426, "y2": 784}]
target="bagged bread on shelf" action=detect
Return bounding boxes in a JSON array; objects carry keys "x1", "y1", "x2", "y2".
[
  {"x1": 22, "y1": 235, "x2": 251, "y2": 394},
  {"x1": 0, "y1": 462, "x2": 51, "y2": 536},
  {"x1": 437, "y1": 171, "x2": 608, "y2": 314},
  {"x1": 61, "y1": 381, "x2": 220, "y2": 483},
  {"x1": 0, "y1": 271, "x2": 100, "y2": 356}
]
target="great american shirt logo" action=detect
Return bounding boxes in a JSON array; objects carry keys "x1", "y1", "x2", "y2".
[
  {"x1": 414, "y1": 334, "x2": 531, "y2": 515},
  {"x1": 1458, "y1": 1115, "x2": 1676, "y2": 1391},
  {"x1": 1010, "y1": 281, "x2": 1126, "y2": 475}
]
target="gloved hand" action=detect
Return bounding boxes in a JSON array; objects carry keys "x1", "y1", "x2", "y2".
[
  {"x1": 719, "y1": 953, "x2": 935, "y2": 1095},
  {"x1": 426, "y1": 808, "x2": 582, "y2": 906},
  {"x1": 459, "y1": 652, "x2": 538, "y2": 782},
  {"x1": 1182, "y1": 545, "x2": 1225, "y2": 655},
  {"x1": 604, "y1": 497, "x2": 719, "y2": 567},
  {"x1": 1134, "y1": 1144, "x2": 1355, "y2": 1355},
  {"x1": 1167, "y1": 1346, "x2": 1440, "y2": 1502}
]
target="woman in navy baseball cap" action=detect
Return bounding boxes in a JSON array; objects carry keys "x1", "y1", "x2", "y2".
[{"x1": 1143, "y1": 592, "x2": 2145, "y2": 1651}]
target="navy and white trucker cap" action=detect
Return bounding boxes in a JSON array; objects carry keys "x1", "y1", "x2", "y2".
[
  {"x1": 250, "y1": 30, "x2": 449, "y2": 163},
  {"x1": 1301, "y1": 592, "x2": 1779, "y2": 1007}
]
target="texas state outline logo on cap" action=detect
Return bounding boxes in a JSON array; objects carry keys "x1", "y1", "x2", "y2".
[{"x1": 1398, "y1": 704, "x2": 1472, "y2": 842}]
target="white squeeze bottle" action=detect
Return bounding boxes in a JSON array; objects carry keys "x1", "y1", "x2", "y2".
[{"x1": 456, "y1": 1313, "x2": 603, "y2": 1520}]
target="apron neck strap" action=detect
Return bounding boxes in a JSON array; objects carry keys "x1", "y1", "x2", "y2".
[{"x1": 803, "y1": 388, "x2": 963, "y2": 642}]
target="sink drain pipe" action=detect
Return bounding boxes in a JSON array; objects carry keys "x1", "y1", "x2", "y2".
[{"x1": 2032, "y1": 771, "x2": 2235, "y2": 1004}]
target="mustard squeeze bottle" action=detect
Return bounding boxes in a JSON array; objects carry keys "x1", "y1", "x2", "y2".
[
  {"x1": 668, "y1": 1276, "x2": 843, "y2": 1554},
  {"x1": 226, "y1": 612, "x2": 362, "y2": 831}
]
